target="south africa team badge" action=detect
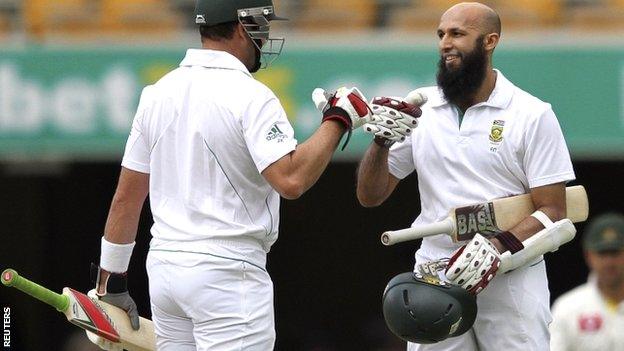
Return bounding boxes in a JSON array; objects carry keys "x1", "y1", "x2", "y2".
[
  {"x1": 489, "y1": 120, "x2": 505, "y2": 142},
  {"x1": 488, "y1": 120, "x2": 505, "y2": 151}
]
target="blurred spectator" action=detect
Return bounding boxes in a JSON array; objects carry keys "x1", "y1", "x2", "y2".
[{"x1": 550, "y1": 213, "x2": 624, "y2": 351}]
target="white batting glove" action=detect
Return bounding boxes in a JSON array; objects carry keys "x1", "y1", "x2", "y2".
[
  {"x1": 363, "y1": 91, "x2": 427, "y2": 146},
  {"x1": 364, "y1": 96, "x2": 422, "y2": 143},
  {"x1": 312, "y1": 87, "x2": 373, "y2": 130},
  {"x1": 445, "y1": 234, "x2": 501, "y2": 294},
  {"x1": 415, "y1": 258, "x2": 450, "y2": 277},
  {"x1": 85, "y1": 290, "x2": 124, "y2": 351}
]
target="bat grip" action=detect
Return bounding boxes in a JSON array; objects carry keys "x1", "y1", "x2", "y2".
[
  {"x1": 381, "y1": 218, "x2": 455, "y2": 246},
  {"x1": 2, "y1": 269, "x2": 69, "y2": 313}
]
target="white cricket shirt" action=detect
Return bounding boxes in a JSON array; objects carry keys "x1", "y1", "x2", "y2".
[
  {"x1": 122, "y1": 49, "x2": 297, "y2": 267},
  {"x1": 550, "y1": 276, "x2": 624, "y2": 351},
  {"x1": 388, "y1": 70, "x2": 575, "y2": 258}
]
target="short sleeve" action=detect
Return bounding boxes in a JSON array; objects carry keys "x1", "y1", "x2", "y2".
[
  {"x1": 523, "y1": 107, "x2": 575, "y2": 188},
  {"x1": 242, "y1": 93, "x2": 297, "y2": 173},
  {"x1": 121, "y1": 86, "x2": 153, "y2": 174},
  {"x1": 388, "y1": 135, "x2": 415, "y2": 179}
]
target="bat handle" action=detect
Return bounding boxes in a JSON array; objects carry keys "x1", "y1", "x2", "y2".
[
  {"x1": 381, "y1": 218, "x2": 455, "y2": 246},
  {"x1": 2, "y1": 269, "x2": 69, "y2": 313}
]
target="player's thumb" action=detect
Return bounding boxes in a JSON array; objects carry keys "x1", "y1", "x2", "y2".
[
  {"x1": 100, "y1": 290, "x2": 141, "y2": 331},
  {"x1": 311, "y1": 88, "x2": 329, "y2": 111},
  {"x1": 127, "y1": 301, "x2": 140, "y2": 331},
  {"x1": 404, "y1": 90, "x2": 428, "y2": 106}
]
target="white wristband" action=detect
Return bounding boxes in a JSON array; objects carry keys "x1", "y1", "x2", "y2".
[{"x1": 100, "y1": 237, "x2": 135, "y2": 273}]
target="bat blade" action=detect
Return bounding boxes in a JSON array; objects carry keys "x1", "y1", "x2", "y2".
[
  {"x1": 63, "y1": 287, "x2": 120, "y2": 342},
  {"x1": 88, "y1": 295, "x2": 156, "y2": 351},
  {"x1": 381, "y1": 185, "x2": 589, "y2": 245},
  {"x1": 1, "y1": 269, "x2": 155, "y2": 351}
]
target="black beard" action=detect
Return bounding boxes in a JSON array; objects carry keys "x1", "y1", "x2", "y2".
[
  {"x1": 249, "y1": 40, "x2": 262, "y2": 73},
  {"x1": 436, "y1": 36, "x2": 487, "y2": 107}
]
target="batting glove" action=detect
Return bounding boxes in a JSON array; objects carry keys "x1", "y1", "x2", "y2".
[
  {"x1": 85, "y1": 289, "x2": 124, "y2": 351},
  {"x1": 312, "y1": 87, "x2": 373, "y2": 150},
  {"x1": 445, "y1": 234, "x2": 501, "y2": 294},
  {"x1": 364, "y1": 96, "x2": 423, "y2": 147},
  {"x1": 91, "y1": 263, "x2": 140, "y2": 330},
  {"x1": 312, "y1": 87, "x2": 373, "y2": 129}
]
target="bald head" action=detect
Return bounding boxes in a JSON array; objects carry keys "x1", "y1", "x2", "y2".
[{"x1": 442, "y1": 2, "x2": 501, "y2": 36}]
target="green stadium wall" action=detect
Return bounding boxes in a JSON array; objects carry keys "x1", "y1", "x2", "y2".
[{"x1": 0, "y1": 46, "x2": 622, "y2": 160}]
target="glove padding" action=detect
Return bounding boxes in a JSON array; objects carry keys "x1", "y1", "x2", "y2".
[
  {"x1": 85, "y1": 289, "x2": 124, "y2": 351},
  {"x1": 312, "y1": 87, "x2": 372, "y2": 130},
  {"x1": 445, "y1": 233, "x2": 501, "y2": 294},
  {"x1": 364, "y1": 97, "x2": 423, "y2": 143},
  {"x1": 415, "y1": 258, "x2": 450, "y2": 277},
  {"x1": 91, "y1": 263, "x2": 140, "y2": 330}
]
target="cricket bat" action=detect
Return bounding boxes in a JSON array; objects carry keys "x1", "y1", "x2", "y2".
[
  {"x1": 1, "y1": 269, "x2": 155, "y2": 351},
  {"x1": 381, "y1": 185, "x2": 589, "y2": 246}
]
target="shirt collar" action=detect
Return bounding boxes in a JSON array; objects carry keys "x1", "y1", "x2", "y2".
[
  {"x1": 179, "y1": 49, "x2": 252, "y2": 78},
  {"x1": 428, "y1": 69, "x2": 514, "y2": 109},
  {"x1": 587, "y1": 274, "x2": 624, "y2": 308}
]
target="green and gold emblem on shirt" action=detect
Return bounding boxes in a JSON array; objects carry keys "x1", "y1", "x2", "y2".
[{"x1": 489, "y1": 120, "x2": 505, "y2": 143}]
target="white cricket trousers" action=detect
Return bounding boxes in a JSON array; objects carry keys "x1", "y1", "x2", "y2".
[
  {"x1": 146, "y1": 250, "x2": 275, "y2": 351},
  {"x1": 408, "y1": 252, "x2": 552, "y2": 351}
]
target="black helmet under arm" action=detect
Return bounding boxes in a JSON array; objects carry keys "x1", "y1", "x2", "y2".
[{"x1": 382, "y1": 272, "x2": 477, "y2": 344}]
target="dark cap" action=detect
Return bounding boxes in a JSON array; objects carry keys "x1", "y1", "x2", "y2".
[{"x1": 582, "y1": 213, "x2": 624, "y2": 252}]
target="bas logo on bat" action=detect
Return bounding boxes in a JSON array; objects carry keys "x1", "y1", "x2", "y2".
[{"x1": 455, "y1": 203, "x2": 501, "y2": 241}]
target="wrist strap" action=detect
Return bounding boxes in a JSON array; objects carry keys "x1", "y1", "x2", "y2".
[
  {"x1": 91, "y1": 263, "x2": 128, "y2": 294},
  {"x1": 322, "y1": 107, "x2": 351, "y2": 130},
  {"x1": 322, "y1": 107, "x2": 352, "y2": 150},
  {"x1": 100, "y1": 237, "x2": 135, "y2": 273},
  {"x1": 496, "y1": 231, "x2": 524, "y2": 254}
]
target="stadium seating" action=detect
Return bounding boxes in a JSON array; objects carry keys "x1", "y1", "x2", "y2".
[
  {"x1": 296, "y1": 0, "x2": 377, "y2": 31},
  {"x1": 0, "y1": 16, "x2": 8, "y2": 39},
  {"x1": 23, "y1": 0, "x2": 97, "y2": 39},
  {"x1": 22, "y1": 0, "x2": 180, "y2": 40},
  {"x1": 564, "y1": 0, "x2": 624, "y2": 29},
  {"x1": 100, "y1": 0, "x2": 180, "y2": 34},
  {"x1": 0, "y1": 0, "x2": 19, "y2": 38},
  {"x1": 387, "y1": 0, "x2": 460, "y2": 31},
  {"x1": 388, "y1": 0, "x2": 563, "y2": 31},
  {"x1": 14, "y1": 0, "x2": 624, "y2": 41},
  {"x1": 495, "y1": 0, "x2": 563, "y2": 27}
]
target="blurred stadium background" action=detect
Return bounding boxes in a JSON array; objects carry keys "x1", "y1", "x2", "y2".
[{"x1": 0, "y1": 0, "x2": 623, "y2": 350}]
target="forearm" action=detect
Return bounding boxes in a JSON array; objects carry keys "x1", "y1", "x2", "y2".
[
  {"x1": 291, "y1": 121, "x2": 344, "y2": 191},
  {"x1": 491, "y1": 183, "x2": 566, "y2": 252},
  {"x1": 356, "y1": 142, "x2": 391, "y2": 207},
  {"x1": 508, "y1": 205, "x2": 565, "y2": 241},
  {"x1": 103, "y1": 195, "x2": 144, "y2": 244},
  {"x1": 261, "y1": 121, "x2": 345, "y2": 199},
  {"x1": 99, "y1": 199, "x2": 141, "y2": 282},
  {"x1": 102, "y1": 168, "x2": 149, "y2": 244}
]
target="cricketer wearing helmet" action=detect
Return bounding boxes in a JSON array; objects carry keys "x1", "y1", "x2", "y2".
[{"x1": 86, "y1": 1, "x2": 423, "y2": 350}]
